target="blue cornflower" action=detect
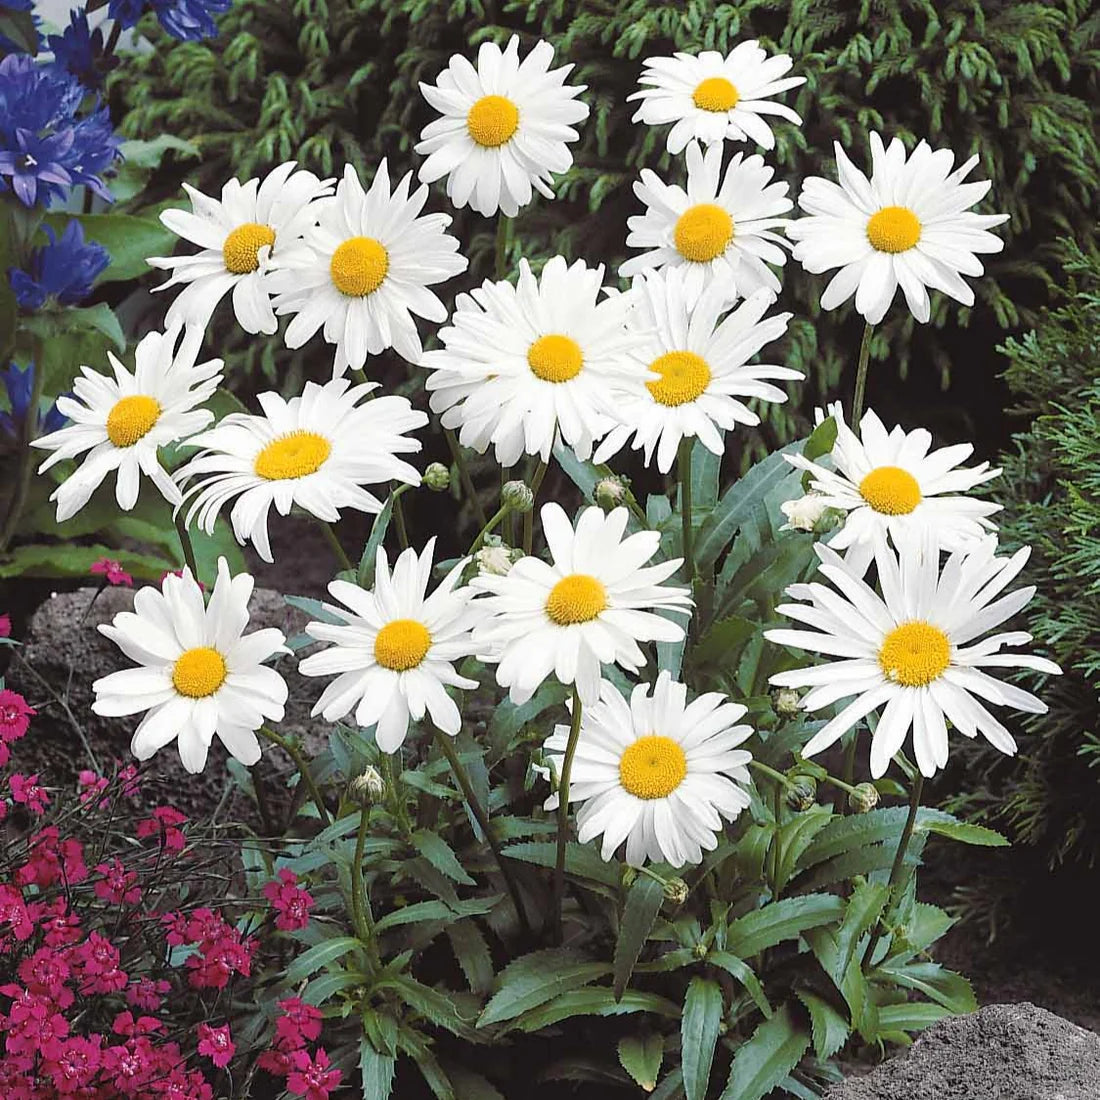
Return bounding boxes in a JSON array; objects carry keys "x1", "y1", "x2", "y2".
[
  {"x1": 8, "y1": 221, "x2": 110, "y2": 310},
  {"x1": 108, "y1": 0, "x2": 232, "y2": 41},
  {"x1": 0, "y1": 363, "x2": 68, "y2": 439},
  {"x1": 47, "y1": 10, "x2": 107, "y2": 91}
]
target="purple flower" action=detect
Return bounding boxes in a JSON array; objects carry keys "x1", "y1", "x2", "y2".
[
  {"x1": 8, "y1": 221, "x2": 110, "y2": 310},
  {"x1": 47, "y1": 10, "x2": 109, "y2": 91},
  {"x1": 0, "y1": 362, "x2": 69, "y2": 440},
  {"x1": 108, "y1": 0, "x2": 232, "y2": 42}
]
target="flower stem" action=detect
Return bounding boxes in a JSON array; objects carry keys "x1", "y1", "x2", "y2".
[
  {"x1": 351, "y1": 806, "x2": 381, "y2": 967},
  {"x1": 553, "y1": 687, "x2": 584, "y2": 945},
  {"x1": 0, "y1": 348, "x2": 46, "y2": 556},
  {"x1": 861, "y1": 772, "x2": 925, "y2": 968},
  {"x1": 470, "y1": 504, "x2": 509, "y2": 554},
  {"x1": 320, "y1": 521, "x2": 352, "y2": 572},
  {"x1": 769, "y1": 780, "x2": 784, "y2": 900},
  {"x1": 678, "y1": 437, "x2": 694, "y2": 584},
  {"x1": 522, "y1": 459, "x2": 548, "y2": 555},
  {"x1": 851, "y1": 322, "x2": 875, "y2": 426},
  {"x1": 749, "y1": 759, "x2": 796, "y2": 790},
  {"x1": 259, "y1": 726, "x2": 330, "y2": 827},
  {"x1": 434, "y1": 731, "x2": 531, "y2": 938},
  {"x1": 444, "y1": 428, "x2": 489, "y2": 530},
  {"x1": 173, "y1": 513, "x2": 200, "y2": 580},
  {"x1": 392, "y1": 491, "x2": 410, "y2": 550},
  {"x1": 495, "y1": 213, "x2": 513, "y2": 280}
]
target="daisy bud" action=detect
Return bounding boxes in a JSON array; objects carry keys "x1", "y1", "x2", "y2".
[
  {"x1": 848, "y1": 782, "x2": 880, "y2": 814},
  {"x1": 501, "y1": 480, "x2": 534, "y2": 513},
  {"x1": 786, "y1": 777, "x2": 817, "y2": 812},
  {"x1": 423, "y1": 462, "x2": 450, "y2": 492},
  {"x1": 594, "y1": 476, "x2": 628, "y2": 513},
  {"x1": 692, "y1": 941, "x2": 708, "y2": 959},
  {"x1": 663, "y1": 877, "x2": 689, "y2": 906},
  {"x1": 350, "y1": 766, "x2": 386, "y2": 806},
  {"x1": 773, "y1": 687, "x2": 801, "y2": 716},
  {"x1": 475, "y1": 542, "x2": 516, "y2": 577},
  {"x1": 779, "y1": 493, "x2": 830, "y2": 533}
]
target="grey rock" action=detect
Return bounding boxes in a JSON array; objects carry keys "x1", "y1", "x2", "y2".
[{"x1": 825, "y1": 1003, "x2": 1100, "y2": 1100}]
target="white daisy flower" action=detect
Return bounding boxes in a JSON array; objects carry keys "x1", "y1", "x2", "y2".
[
  {"x1": 31, "y1": 325, "x2": 222, "y2": 523},
  {"x1": 786, "y1": 132, "x2": 1010, "y2": 325},
  {"x1": 765, "y1": 533, "x2": 1061, "y2": 778},
  {"x1": 541, "y1": 672, "x2": 753, "y2": 867},
  {"x1": 175, "y1": 377, "x2": 426, "y2": 564},
  {"x1": 629, "y1": 42, "x2": 805, "y2": 155},
  {"x1": 421, "y1": 256, "x2": 642, "y2": 467},
  {"x1": 267, "y1": 162, "x2": 468, "y2": 375},
  {"x1": 620, "y1": 140, "x2": 793, "y2": 300},
  {"x1": 784, "y1": 406, "x2": 1001, "y2": 574},
  {"x1": 147, "y1": 161, "x2": 335, "y2": 337},
  {"x1": 92, "y1": 559, "x2": 289, "y2": 774},
  {"x1": 298, "y1": 539, "x2": 480, "y2": 753},
  {"x1": 471, "y1": 502, "x2": 692, "y2": 706},
  {"x1": 415, "y1": 35, "x2": 590, "y2": 217},
  {"x1": 594, "y1": 270, "x2": 798, "y2": 472}
]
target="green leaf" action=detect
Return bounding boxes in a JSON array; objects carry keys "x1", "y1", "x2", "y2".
[
  {"x1": 614, "y1": 874, "x2": 665, "y2": 1000},
  {"x1": 512, "y1": 988, "x2": 680, "y2": 1032},
  {"x1": 875, "y1": 962, "x2": 977, "y2": 1014},
  {"x1": 619, "y1": 1034, "x2": 664, "y2": 1093},
  {"x1": 0, "y1": 542, "x2": 174, "y2": 580},
  {"x1": 691, "y1": 438, "x2": 722, "y2": 509},
  {"x1": 719, "y1": 1004, "x2": 810, "y2": 1100},
  {"x1": 650, "y1": 1068, "x2": 684, "y2": 1100},
  {"x1": 359, "y1": 1038, "x2": 395, "y2": 1100},
  {"x1": 397, "y1": 1026, "x2": 455, "y2": 1100},
  {"x1": 502, "y1": 841, "x2": 619, "y2": 889},
  {"x1": 832, "y1": 879, "x2": 890, "y2": 985},
  {"x1": 0, "y1": 9, "x2": 38, "y2": 53},
  {"x1": 444, "y1": 1067, "x2": 505, "y2": 1100},
  {"x1": 303, "y1": 969, "x2": 368, "y2": 1006},
  {"x1": 801, "y1": 807, "x2": 952, "y2": 868},
  {"x1": 411, "y1": 830, "x2": 476, "y2": 885},
  {"x1": 357, "y1": 494, "x2": 394, "y2": 588},
  {"x1": 477, "y1": 949, "x2": 610, "y2": 1028},
  {"x1": 285, "y1": 935, "x2": 362, "y2": 983},
  {"x1": 802, "y1": 416, "x2": 838, "y2": 461},
  {"x1": 119, "y1": 135, "x2": 200, "y2": 170},
  {"x1": 24, "y1": 302, "x2": 126, "y2": 352},
  {"x1": 42, "y1": 213, "x2": 179, "y2": 284},
  {"x1": 379, "y1": 976, "x2": 477, "y2": 1039},
  {"x1": 726, "y1": 894, "x2": 845, "y2": 958},
  {"x1": 689, "y1": 615, "x2": 757, "y2": 669},
  {"x1": 374, "y1": 897, "x2": 498, "y2": 932},
  {"x1": 774, "y1": 804, "x2": 833, "y2": 893},
  {"x1": 795, "y1": 990, "x2": 850, "y2": 1060},
  {"x1": 707, "y1": 953, "x2": 772, "y2": 1018},
  {"x1": 681, "y1": 978, "x2": 723, "y2": 1100},
  {"x1": 446, "y1": 920, "x2": 494, "y2": 995},
  {"x1": 920, "y1": 820, "x2": 1010, "y2": 847},
  {"x1": 875, "y1": 1002, "x2": 954, "y2": 1034}
]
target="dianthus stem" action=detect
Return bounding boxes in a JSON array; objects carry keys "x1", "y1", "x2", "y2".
[
  {"x1": 522, "y1": 459, "x2": 549, "y2": 555},
  {"x1": 861, "y1": 772, "x2": 924, "y2": 968},
  {"x1": 434, "y1": 731, "x2": 531, "y2": 938},
  {"x1": 678, "y1": 437, "x2": 695, "y2": 584},
  {"x1": 0, "y1": 346, "x2": 46, "y2": 556},
  {"x1": 320, "y1": 521, "x2": 353, "y2": 572},
  {"x1": 259, "y1": 726, "x2": 331, "y2": 827},
  {"x1": 553, "y1": 687, "x2": 584, "y2": 945},
  {"x1": 444, "y1": 428, "x2": 489, "y2": 530},
  {"x1": 851, "y1": 322, "x2": 875, "y2": 426},
  {"x1": 351, "y1": 806, "x2": 381, "y2": 968},
  {"x1": 173, "y1": 513, "x2": 200, "y2": 580}
]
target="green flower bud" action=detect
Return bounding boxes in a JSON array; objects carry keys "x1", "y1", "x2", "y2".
[
  {"x1": 594, "y1": 475, "x2": 628, "y2": 513},
  {"x1": 474, "y1": 542, "x2": 515, "y2": 576},
  {"x1": 423, "y1": 462, "x2": 450, "y2": 491},
  {"x1": 848, "y1": 782, "x2": 880, "y2": 814},
  {"x1": 501, "y1": 480, "x2": 534, "y2": 513},
  {"x1": 773, "y1": 687, "x2": 801, "y2": 717},
  {"x1": 663, "y1": 877, "x2": 689, "y2": 905},
  {"x1": 786, "y1": 776, "x2": 817, "y2": 812},
  {"x1": 349, "y1": 765, "x2": 385, "y2": 806}
]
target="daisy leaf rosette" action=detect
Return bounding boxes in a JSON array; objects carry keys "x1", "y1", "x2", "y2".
[
  {"x1": 541, "y1": 673, "x2": 753, "y2": 867},
  {"x1": 415, "y1": 34, "x2": 590, "y2": 217},
  {"x1": 785, "y1": 406, "x2": 1002, "y2": 576},
  {"x1": 786, "y1": 132, "x2": 1010, "y2": 325},
  {"x1": 619, "y1": 140, "x2": 793, "y2": 301},
  {"x1": 31, "y1": 324, "x2": 222, "y2": 523},
  {"x1": 765, "y1": 532, "x2": 1062, "y2": 779},
  {"x1": 298, "y1": 538, "x2": 480, "y2": 753},
  {"x1": 595, "y1": 269, "x2": 799, "y2": 473},
  {"x1": 147, "y1": 160, "x2": 335, "y2": 338},
  {"x1": 471, "y1": 503, "x2": 692, "y2": 706},
  {"x1": 92, "y1": 559, "x2": 289, "y2": 774},
  {"x1": 267, "y1": 161, "x2": 468, "y2": 376},
  {"x1": 174, "y1": 377, "x2": 426, "y2": 563},
  {"x1": 629, "y1": 42, "x2": 805, "y2": 154},
  {"x1": 422, "y1": 256, "x2": 643, "y2": 467}
]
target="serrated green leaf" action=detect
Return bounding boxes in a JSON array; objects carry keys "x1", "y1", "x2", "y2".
[
  {"x1": 614, "y1": 874, "x2": 665, "y2": 1000},
  {"x1": 795, "y1": 989, "x2": 850, "y2": 1060},
  {"x1": 774, "y1": 804, "x2": 833, "y2": 893},
  {"x1": 800, "y1": 807, "x2": 952, "y2": 868},
  {"x1": 378, "y1": 976, "x2": 477, "y2": 1038},
  {"x1": 719, "y1": 1004, "x2": 810, "y2": 1100},
  {"x1": 444, "y1": 1066, "x2": 505, "y2": 1100},
  {"x1": 446, "y1": 920, "x2": 494, "y2": 995},
  {"x1": 833, "y1": 879, "x2": 890, "y2": 984},
  {"x1": 875, "y1": 962, "x2": 977, "y2": 1014},
  {"x1": 285, "y1": 935, "x2": 362, "y2": 983},
  {"x1": 706, "y1": 953, "x2": 772, "y2": 1018},
  {"x1": 650, "y1": 1068, "x2": 685, "y2": 1100},
  {"x1": 303, "y1": 969, "x2": 368, "y2": 1006},
  {"x1": 726, "y1": 894, "x2": 845, "y2": 958},
  {"x1": 411, "y1": 830, "x2": 475, "y2": 885},
  {"x1": 359, "y1": 1037, "x2": 395, "y2": 1100},
  {"x1": 919, "y1": 819, "x2": 1010, "y2": 847},
  {"x1": 374, "y1": 897, "x2": 498, "y2": 932},
  {"x1": 619, "y1": 1034, "x2": 664, "y2": 1093},
  {"x1": 397, "y1": 1026, "x2": 455, "y2": 1100},
  {"x1": 513, "y1": 987, "x2": 680, "y2": 1032},
  {"x1": 502, "y1": 841, "x2": 619, "y2": 888},
  {"x1": 478, "y1": 949, "x2": 609, "y2": 1028},
  {"x1": 681, "y1": 978, "x2": 722, "y2": 1100},
  {"x1": 875, "y1": 1001, "x2": 954, "y2": 1033}
]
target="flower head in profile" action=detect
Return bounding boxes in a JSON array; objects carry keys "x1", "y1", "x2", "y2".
[
  {"x1": 175, "y1": 377, "x2": 425, "y2": 563},
  {"x1": 786, "y1": 132, "x2": 1009, "y2": 324},
  {"x1": 541, "y1": 673, "x2": 753, "y2": 866},
  {"x1": 299, "y1": 539, "x2": 480, "y2": 753},
  {"x1": 31, "y1": 325, "x2": 222, "y2": 522},
  {"x1": 268, "y1": 161, "x2": 467, "y2": 374},
  {"x1": 92, "y1": 559, "x2": 289, "y2": 773},
  {"x1": 629, "y1": 42, "x2": 805, "y2": 154},
  {"x1": 8, "y1": 220, "x2": 110, "y2": 310},
  {"x1": 620, "y1": 140, "x2": 792, "y2": 300},
  {"x1": 415, "y1": 35, "x2": 589, "y2": 217},
  {"x1": 472, "y1": 503, "x2": 692, "y2": 705},
  {"x1": 765, "y1": 533, "x2": 1061, "y2": 778},
  {"x1": 595, "y1": 270, "x2": 798, "y2": 472},
  {"x1": 784, "y1": 406, "x2": 1001, "y2": 574},
  {"x1": 148, "y1": 161, "x2": 334, "y2": 338},
  {"x1": 422, "y1": 256, "x2": 641, "y2": 467}
]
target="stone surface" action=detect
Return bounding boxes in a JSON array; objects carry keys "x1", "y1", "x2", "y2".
[
  {"x1": 826, "y1": 1003, "x2": 1100, "y2": 1100},
  {"x1": 10, "y1": 585, "x2": 326, "y2": 821}
]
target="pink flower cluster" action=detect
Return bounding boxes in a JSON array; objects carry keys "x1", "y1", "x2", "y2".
[
  {"x1": 0, "y1": 688, "x2": 34, "y2": 768},
  {"x1": 263, "y1": 868, "x2": 315, "y2": 931},
  {"x1": 163, "y1": 907, "x2": 256, "y2": 990},
  {"x1": 91, "y1": 558, "x2": 133, "y2": 587},
  {"x1": 79, "y1": 764, "x2": 142, "y2": 809},
  {"x1": 258, "y1": 997, "x2": 342, "y2": 1099},
  {"x1": 135, "y1": 806, "x2": 187, "y2": 853}
]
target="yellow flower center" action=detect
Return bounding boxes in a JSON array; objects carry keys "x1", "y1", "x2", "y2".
[
  {"x1": 330, "y1": 236, "x2": 389, "y2": 296},
  {"x1": 374, "y1": 619, "x2": 432, "y2": 671},
  {"x1": 619, "y1": 734, "x2": 688, "y2": 799},
  {"x1": 222, "y1": 222, "x2": 276, "y2": 274},
  {"x1": 858, "y1": 466, "x2": 922, "y2": 515},
  {"x1": 253, "y1": 430, "x2": 332, "y2": 480},
  {"x1": 545, "y1": 573, "x2": 607, "y2": 625},
  {"x1": 674, "y1": 203, "x2": 734, "y2": 263},
  {"x1": 527, "y1": 334, "x2": 584, "y2": 383},
  {"x1": 172, "y1": 646, "x2": 227, "y2": 698},
  {"x1": 878, "y1": 621, "x2": 951, "y2": 687},
  {"x1": 105, "y1": 395, "x2": 161, "y2": 448},
  {"x1": 693, "y1": 76, "x2": 739, "y2": 112},
  {"x1": 647, "y1": 350, "x2": 712, "y2": 406},
  {"x1": 866, "y1": 206, "x2": 922, "y2": 253},
  {"x1": 466, "y1": 94, "x2": 520, "y2": 147}
]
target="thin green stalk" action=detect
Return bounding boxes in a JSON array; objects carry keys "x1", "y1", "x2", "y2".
[
  {"x1": 749, "y1": 759, "x2": 797, "y2": 790},
  {"x1": 351, "y1": 807, "x2": 381, "y2": 967},
  {"x1": 553, "y1": 687, "x2": 584, "y2": 945},
  {"x1": 392, "y1": 491, "x2": 410, "y2": 550},
  {"x1": 678, "y1": 437, "x2": 694, "y2": 583},
  {"x1": 174, "y1": 513, "x2": 200, "y2": 580},
  {"x1": 320, "y1": 521, "x2": 352, "y2": 572},
  {"x1": 522, "y1": 459, "x2": 549, "y2": 555},
  {"x1": 861, "y1": 773, "x2": 925, "y2": 968},
  {"x1": 495, "y1": 213, "x2": 514, "y2": 280},
  {"x1": 769, "y1": 781, "x2": 785, "y2": 899},
  {"x1": 444, "y1": 428, "x2": 488, "y2": 529},
  {"x1": 502, "y1": 465, "x2": 515, "y2": 547},
  {"x1": 259, "y1": 726, "x2": 330, "y2": 826},
  {"x1": 835, "y1": 731, "x2": 861, "y2": 814},
  {"x1": 851, "y1": 322, "x2": 875, "y2": 426},
  {"x1": 469, "y1": 504, "x2": 509, "y2": 554},
  {"x1": 0, "y1": 349, "x2": 46, "y2": 555},
  {"x1": 434, "y1": 732, "x2": 531, "y2": 938}
]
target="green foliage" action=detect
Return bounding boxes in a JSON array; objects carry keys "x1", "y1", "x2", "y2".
[
  {"x1": 943, "y1": 240, "x2": 1100, "y2": 871},
  {"x1": 115, "y1": 0, "x2": 1099, "y2": 436}
]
